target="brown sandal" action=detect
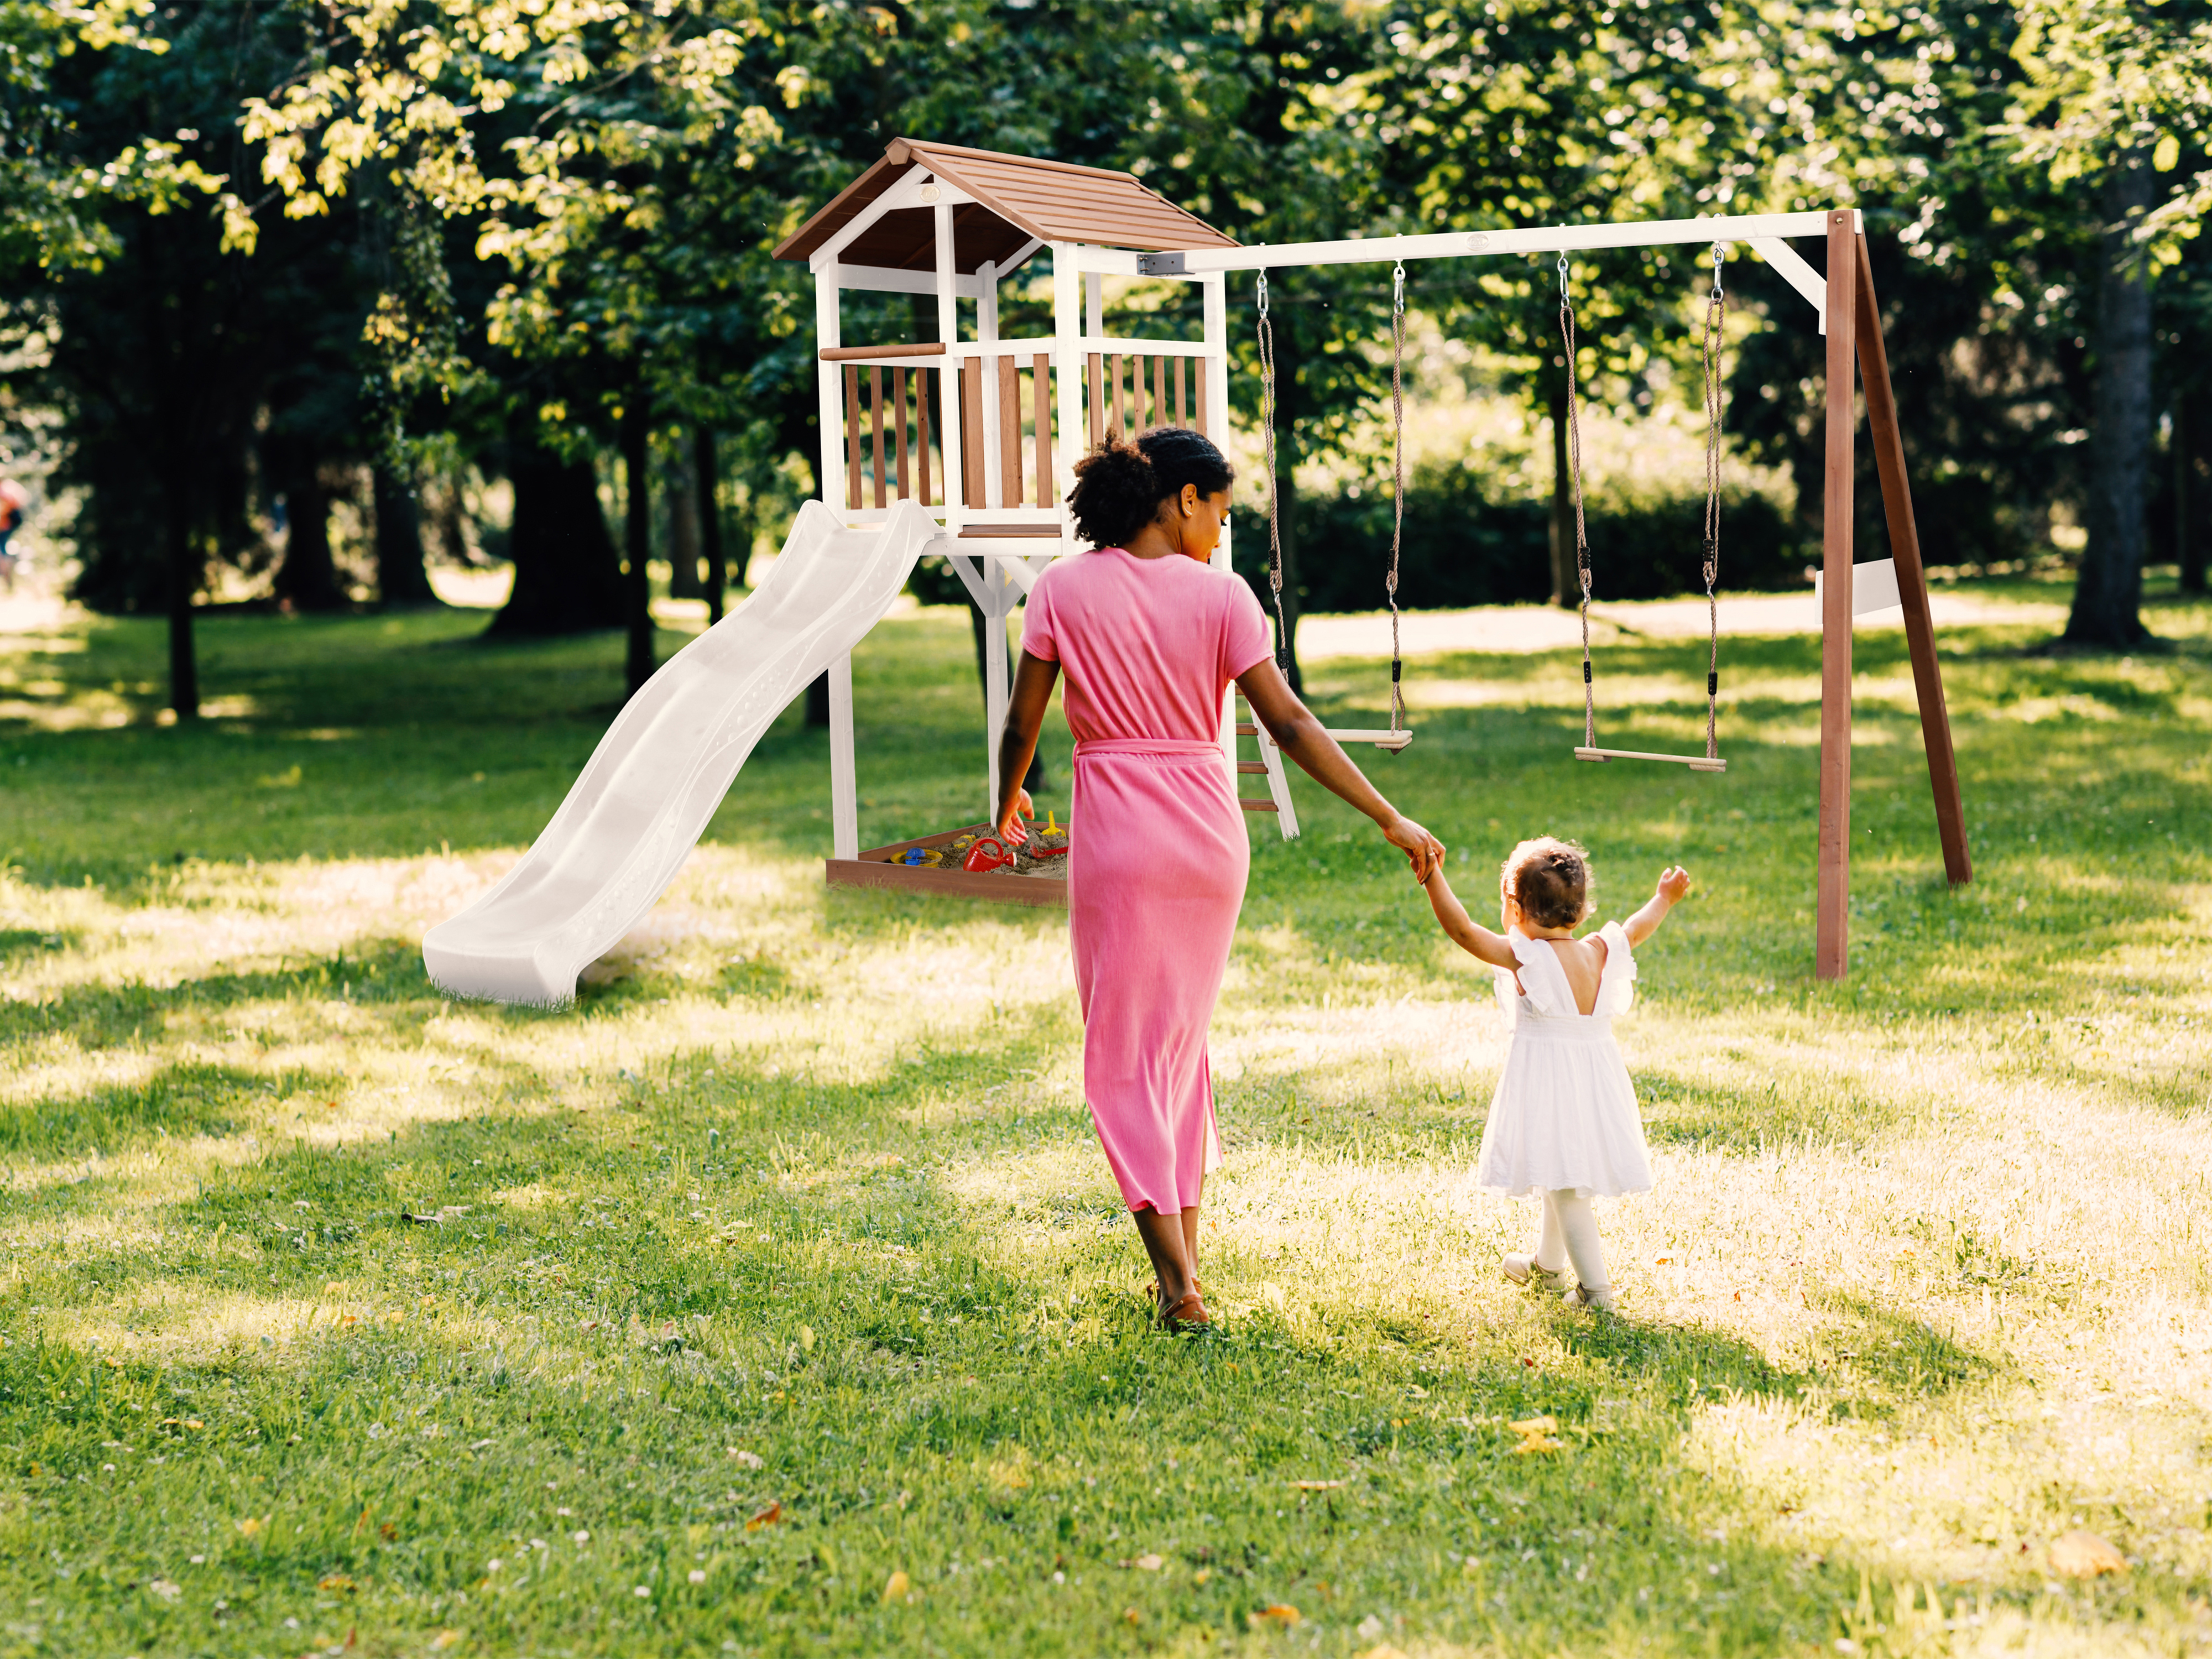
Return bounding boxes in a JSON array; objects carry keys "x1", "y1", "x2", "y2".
[{"x1": 1159, "y1": 1290, "x2": 1213, "y2": 1331}]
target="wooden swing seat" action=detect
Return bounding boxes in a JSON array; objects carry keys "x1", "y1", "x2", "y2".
[
  {"x1": 1574, "y1": 746, "x2": 1725, "y2": 773},
  {"x1": 1324, "y1": 728, "x2": 1414, "y2": 752}
]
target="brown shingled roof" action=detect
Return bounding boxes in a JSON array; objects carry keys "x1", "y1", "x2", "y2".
[{"x1": 773, "y1": 138, "x2": 1236, "y2": 274}]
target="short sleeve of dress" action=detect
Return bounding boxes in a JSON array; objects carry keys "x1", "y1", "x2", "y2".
[
  {"x1": 1020, "y1": 568, "x2": 1060, "y2": 663},
  {"x1": 1595, "y1": 921, "x2": 1639, "y2": 1016},
  {"x1": 1218, "y1": 576, "x2": 1272, "y2": 681}
]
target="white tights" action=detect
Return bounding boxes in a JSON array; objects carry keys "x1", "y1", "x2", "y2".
[{"x1": 1533, "y1": 1189, "x2": 1611, "y2": 1295}]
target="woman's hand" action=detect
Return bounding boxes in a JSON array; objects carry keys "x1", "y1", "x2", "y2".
[
  {"x1": 997, "y1": 788, "x2": 1035, "y2": 846},
  {"x1": 1381, "y1": 813, "x2": 1444, "y2": 883}
]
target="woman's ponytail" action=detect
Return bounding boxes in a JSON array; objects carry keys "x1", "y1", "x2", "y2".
[{"x1": 1067, "y1": 427, "x2": 1234, "y2": 549}]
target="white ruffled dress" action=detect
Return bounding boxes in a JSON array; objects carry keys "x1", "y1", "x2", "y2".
[{"x1": 1474, "y1": 923, "x2": 1655, "y2": 1199}]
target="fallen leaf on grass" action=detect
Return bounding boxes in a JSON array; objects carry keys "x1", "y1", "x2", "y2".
[
  {"x1": 1249, "y1": 1604, "x2": 1301, "y2": 1627},
  {"x1": 428, "y1": 1632, "x2": 462, "y2": 1651},
  {"x1": 1118, "y1": 1554, "x2": 1163, "y2": 1571},
  {"x1": 236, "y1": 1516, "x2": 267, "y2": 1540},
  {"x1": 1288, "y1": 1480, "x2": 1344, "y2": 1491},
  {"x1": 727, "y1": 1448, "x2": 764, "y2": 1469},
  {"x1": 1508, "y1": 1416, "x2": 1557, "y2": 1436},
  {"x1": 746, "y1": 1501, "x2": 782, "y2": 1531},
  {"x1": 147, "y1": 1579, "x2": 181, "y2": 1600},
  {"x1": 881, "y1": 1570, "x2": 910, "y2": 1603},
  {"x1": 318, "y1": 1575, "x2": 357, "y2": 1593},
  {"x1": 2050, "y1": 1531, "x2": 2127, "y2": 1577}
]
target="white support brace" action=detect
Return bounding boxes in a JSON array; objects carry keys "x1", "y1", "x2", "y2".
[
  {"x1": 1052, "y1": 243, "x2": 1084, "y2": 507},
  {"x1": 809, "y1": 170, "x2": 971, "y2": 272},
  {"x1": 1748, "y1": 236, "x2": 1829, "y2": 333}
]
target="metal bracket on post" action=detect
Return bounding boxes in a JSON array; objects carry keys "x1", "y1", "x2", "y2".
[{"x1": 1135, "y1": 251, "x2": 1188, "y2": 276}]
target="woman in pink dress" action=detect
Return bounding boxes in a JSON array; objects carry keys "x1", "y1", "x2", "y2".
[{"x1": 994, "y1": 429, "x2": 1443, "y2": 1329}]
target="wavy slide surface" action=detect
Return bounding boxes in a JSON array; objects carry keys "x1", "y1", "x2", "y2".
[{"x1": 424, "y1": 499, "x2": 938, "y2": 1004}]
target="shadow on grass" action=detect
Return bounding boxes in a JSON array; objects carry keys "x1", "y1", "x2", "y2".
[{"x1": 0, "y1": 1059, "x2": 349, "y2": 1162}]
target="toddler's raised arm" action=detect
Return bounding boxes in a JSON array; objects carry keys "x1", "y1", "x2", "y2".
[
  {"x1": 1622, "y1": 865, "x2": 1692, "y2": 947},
  {"x1": 1422, "y1": 867, "x2": 1519, "y2": 968}
]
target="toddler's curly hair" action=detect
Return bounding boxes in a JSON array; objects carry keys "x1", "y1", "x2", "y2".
[{"x1": 1500, "y1": 837, "x2": 1593, "y2": 931}]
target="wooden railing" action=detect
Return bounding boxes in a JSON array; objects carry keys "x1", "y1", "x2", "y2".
[
  {"x1": 826, "y1": 340, "x2": 1211, "y2": 519},
  {"x1": 1086, "y1": 351, "x2": 1208, "y2": 446}
]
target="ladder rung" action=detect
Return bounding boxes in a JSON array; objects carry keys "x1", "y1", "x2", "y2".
[
  {"x1": 1235, "y1": 761, "x2": 1269, "y2": 774},
  {"x1": 1235, "y1": 723, "x2": 1259, "y2": 737},
  {"x1": 1574, "y1": 746, "x2": 1726, "y2": 773},
  {"x1": 1239, "y1": 798, "x2": 1280, "y2": 813}
]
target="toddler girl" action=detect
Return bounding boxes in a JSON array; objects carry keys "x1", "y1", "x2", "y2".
[{"x1": 1421, "y1": 838, "x2": 1690, "y2": 1311}]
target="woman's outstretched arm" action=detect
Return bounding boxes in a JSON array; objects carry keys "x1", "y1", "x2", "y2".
[
  {"x1": 994, "y1": 648, "x2": 1062, "y2": 842},
  {"x1": 1234, "y1": 656, "x2": 1444, "y2": 881}
]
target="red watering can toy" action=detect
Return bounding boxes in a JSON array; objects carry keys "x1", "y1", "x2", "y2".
[{"x1": 962, "y1": 837, "x2": 1014, "y2": 874}]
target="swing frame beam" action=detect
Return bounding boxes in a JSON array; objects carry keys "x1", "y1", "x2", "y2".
[{"x1": 1180, "y1": 205, "x2": 1971, "y2": 981}]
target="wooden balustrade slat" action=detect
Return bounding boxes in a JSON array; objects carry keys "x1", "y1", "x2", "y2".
[
  {"x1": 870, "y1": 367, "x2": 888, "y2": 510},
  {"x1": 918, "y1": 367, "x2": 933, "y2": 507},
  {"x1": 998, "y1": 354, "x2": 1022, "y2": 508},
  {"x1": 843, "y1": 364, "x2": 862, "y2": 510},
  {"x1": 1087, "y1": 353, "x2": 1104, "y2": 447},
  {"x1": 961, "y1": 355, "x2": 985, "y2": 509},
  {"x1": 1033, "y1": 352, "x2": 1051, "y2": 509},
  {"x1": 1112, "y1": 354, "x2": 1126, "y2": 440},
  {"x1": 894, "y1": 368, "x2": 911, "y2": 499},
  {"x1": 1153, "y1": 356, "x2": 1167, "y2": 432},
  {"x1": 1195, "y1": 359, "x2": 1208, "y2": 437}
]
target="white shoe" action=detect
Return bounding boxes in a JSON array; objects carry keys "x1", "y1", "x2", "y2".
[
  {"x1": 1503, "y1": 1253, "x2": 1568, "y2": 1288},
  {"x1": 1563, "y1": 1282, "x2": 1617, "y2": 1313}
]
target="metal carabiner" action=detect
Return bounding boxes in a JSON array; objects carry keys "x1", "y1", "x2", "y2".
[
  {"x1": 1556, "y1": 251, "x2": 1569, "y2": 290},
  {"x1": 1392, "y1": 260, "x2": 1406, "y2": 316},
  {"x1": 1256, "y1": 268, "x2": 1270, "y2": 320},
  {"x1": 1710, "y1": 240, "x2": 1725, "y2": 298}
]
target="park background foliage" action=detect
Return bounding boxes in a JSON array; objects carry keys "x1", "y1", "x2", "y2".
[{"x1": 4, "y1": 0, "x2": 2212, "y2": 703}]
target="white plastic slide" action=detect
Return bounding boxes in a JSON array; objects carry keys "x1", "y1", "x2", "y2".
[{"x1": 423, "y1": 498, "x2": 939, "y2": 1005}]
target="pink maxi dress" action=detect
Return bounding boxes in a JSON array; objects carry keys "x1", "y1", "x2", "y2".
[{"x1": 1021, "y1": 548, "x2": 1274, "y2": 1214}]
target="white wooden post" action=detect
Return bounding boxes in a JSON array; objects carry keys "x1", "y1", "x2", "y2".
[
  {"x1": 984, "y1": 567, "x2": 1010, "y2": 817},
  {"x1": 815, "y1": 270, "x2": 843, "y2": 515},
  {"x1": 1052, "y1": 243, "x2": 1083, "y2": 520},
  {"x1": 829, "y1": 653, "x2": 858, "y2": 859},
  {"x1": 934, "y1": 195, "x2": 963, "y2": 532},
  {"x1": 978, "y1": 258, "x2": 1003, "y2": 508},
  {"x1": 815, "y1": 268, "x2": 862, "y2": 859},
  {"x1": 1085, "y1": 269, "x2": 1103, "y2": 338}
]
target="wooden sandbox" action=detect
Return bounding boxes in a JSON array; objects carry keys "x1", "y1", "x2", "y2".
[{"x1": 825, "y1": 822, "x2": 1070, "y2": 909}]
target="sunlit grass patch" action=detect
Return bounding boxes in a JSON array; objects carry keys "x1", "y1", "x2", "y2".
[{"x1": 0, "y1": 581, "x2": 2206, "y2": 1654}]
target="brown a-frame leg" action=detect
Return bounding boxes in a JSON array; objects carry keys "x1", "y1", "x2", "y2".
[{"x1": 1815, "y1": 211, "x2": 1974, "y2": 982}]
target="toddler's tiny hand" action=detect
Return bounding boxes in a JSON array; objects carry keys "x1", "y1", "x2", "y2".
[{"x1": 1656, "y1": 865, "x2": 1692, "y2": 904}]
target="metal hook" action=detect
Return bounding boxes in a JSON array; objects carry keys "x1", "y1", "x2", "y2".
[
  {"x1": 1257, "y1": 269, "x2": 1269, "y2": 319},
  {"x1": 1556, "y1": 251, "x2": 1569, "y2": 289},
  {"x1": 1392, "y1": 260, "x2": 1406, "y2": 314},
  {"x1": 1710, "y1": 241, "x2": 1725, "y2": 296}
]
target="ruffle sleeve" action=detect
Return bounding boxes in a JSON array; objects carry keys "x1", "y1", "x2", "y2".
[
  {"x1": 1495, "y1": 927, "x2": 1575, "y2": 1018},
  {"x1": 1595, "y1": 920, "x2": 1638, "y2": 1016}
]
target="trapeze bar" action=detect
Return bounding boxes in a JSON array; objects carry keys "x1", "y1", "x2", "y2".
[
  {"x1": 1324, "y1": 728, "x2": 1415, "y2": 752},
  {"x1": 1145, "y1": 210, "x2": 1858, "y2": 277},
  {"x1": 1574, "y1": 747, "x2": 1726, "y2": 773}
]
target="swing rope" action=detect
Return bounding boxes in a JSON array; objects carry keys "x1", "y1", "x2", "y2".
[
  {"x1": 1387, "y1": 260, "x2": 1407, "y2": 734},
  {"x1": 1699, "y1": 241, "x2": 1725, "y2": 763},
  {"x1": 1258, "y1": 269, "x2": 1291, "y2": 675},
  {"x1": 1562, "y1": 245, "x2": 1729, "y2": 771},
  {"x1": 1560, "y1": 254, "x2": 1596, "y2": 752}
]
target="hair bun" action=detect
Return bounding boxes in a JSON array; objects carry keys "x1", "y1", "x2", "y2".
[{"x1": 1066, "y1": 427, "x2": 1234, "y2": 549}]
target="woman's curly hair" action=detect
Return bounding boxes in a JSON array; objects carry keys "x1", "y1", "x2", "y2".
[
  {"x1": 1500, "y1": 837, "x2": 1594, "y2": 931},
  {"x1": 1066, "y1": 427, "x2": 1234, "y2": 550}
]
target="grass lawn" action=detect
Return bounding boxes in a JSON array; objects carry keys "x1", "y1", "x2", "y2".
[{"x1": 0, "y1": 575, "x2": 2208, "y2": 1658}]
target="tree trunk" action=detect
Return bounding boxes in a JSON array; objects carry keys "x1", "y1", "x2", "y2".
[
  {"x1": 1547, "y1": 377, "x2": 1573, "y2": 608},
  {"x1": 696, "y1": 425, "x2": 726, "y2": 625},
  {"x1": 487, "y1": 426, "x2": 624, "y2": 637},
  {"x1": 2183, "y1": 387, "x2": 2210, "y2": 597},
  {"x1": 2066, "y1": 159, "x2": 2156, "y2": 648},
  {"x1": 373, "y1": 465, "x2": 439, "y2": 607},
  {"x1": 623, "y1": 392, "x2": 655, "y2": 699},
  {"x1": 273, "y1": 468, "x2": 346, "y2": 612},
  {"x1": 1270, "y1": 327, "x2": 1305, "y2": 693},
  {"x1": 165, "y1": 476, "x2": 199, "y2": 719},
  {"x1": 666, "y1": 437, "x2": 702, "y2": 598}
]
